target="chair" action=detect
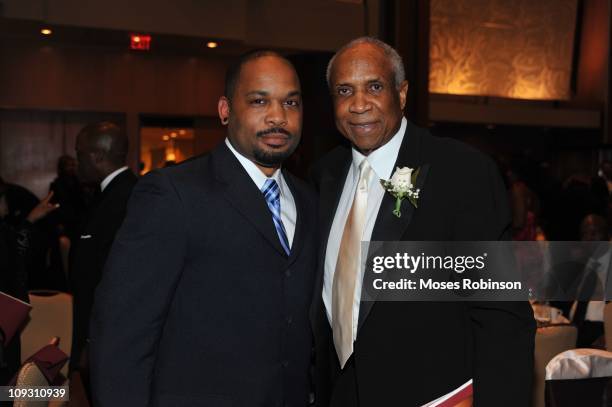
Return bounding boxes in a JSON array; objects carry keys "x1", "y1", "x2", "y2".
[
  {"x1": 545, "y1": 348, "x2": 612, "y2": 407},
  {"x1": 13, "y1": 361, "x2": 50, "y2": 407},
  {"x1": 604, "y1": 302, "x2": 612, "y2": 351},
  {"x1": 20, "y1": 291, "x2": 73, "y2": 377},
  {"x1": 13, "y1": 362, "x2": 68, "y2": 407},
  {"x1": 532, "y1": 325, "x2": 577, "y2": 407}
]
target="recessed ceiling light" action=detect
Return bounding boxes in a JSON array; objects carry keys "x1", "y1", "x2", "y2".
[
  {"x1": 41, "y1": 28, "x2": 52, "y2": 35},
  {"x1": 206, "y1": 41, "x2": 218, "y2": 49}
]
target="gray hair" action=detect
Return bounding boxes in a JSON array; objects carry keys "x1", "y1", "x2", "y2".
[{"x1": 326, "y1": 36, "x2": 406, "y2": 89}]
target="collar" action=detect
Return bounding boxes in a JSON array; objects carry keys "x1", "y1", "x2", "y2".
[
  {"x1": 100, "y1": 166, "x2": 129, "y2": 192},
  {"x1": 351, "y1": 117, "x2": 407, "y2": 180},
  {"x1": 589, "y1": 248, "x2": 612, "y2": 274},
  {"x1": 225, "y1": 138, "x2": 282, "y2": 191}
]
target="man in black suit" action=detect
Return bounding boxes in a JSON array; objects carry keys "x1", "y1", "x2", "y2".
[
  {"x1": 310, "y1": 37, "x2": 535, "y2": 406},
  {"x1": 69, "y1": 122, "x2": 137, "y2": 391},
  {"x1": 90, "y1": 51, "x2": 317, "y2": 406}
]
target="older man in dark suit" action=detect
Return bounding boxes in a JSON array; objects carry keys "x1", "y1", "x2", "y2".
[
  {"x1": 90, "y1": 51, "x2": 317, "y2": 406},
  {"x1": 69, "y1": 121, "x2": 137, "y2": 395},
  {"x1": 310, "y1": 37, "x2": 535, "y2": 407}
]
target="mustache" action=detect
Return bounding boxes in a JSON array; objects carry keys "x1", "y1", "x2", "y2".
[{"x1": 256, "y1": 127, "x2": 292, "y2": 138}]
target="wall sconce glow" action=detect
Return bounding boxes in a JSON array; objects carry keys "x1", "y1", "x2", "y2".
[
  {"x1": 162, "y1": 135, "x2": 170, "y2": 141},
  {"x1": 170, "y1": 132, "x2": 177, "y2": 138},
  {"x1": 206, "y1": 42, "x2": 218, "y2": 49},
  {"x1": 429, "y1": 0, "x2": 578, "y2": 101},
  {"x1": 166, "y1": 152, "x2": 176, "y2": 161},
  {"x1": 40, "y1": 28, "x2": 52, "y2": 35}
]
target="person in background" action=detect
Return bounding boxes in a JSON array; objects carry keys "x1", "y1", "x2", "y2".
[
  {"x1": 506, "y1": 166, "x2": 540, "y2": 241},
  {"x1": 0, "y1": 177, "x2": 39, "y2": 227},
  {"x1": 570, "y1": 214, "x2": 611, "y2": 348},
  {"x1": 69, "y1": 121, "x2": 137, "y2": 401},
  {"x1": 49, "y1": 155, "x2": 87, "y2": 242},
  {"x1": 599, "y1": 160, "x2": 612, "y2": 195},
  {"x1": 0, "y1": 185, "x2": 58, "y2": 386}
]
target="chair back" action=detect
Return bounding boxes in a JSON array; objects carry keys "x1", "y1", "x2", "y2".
[
  {"x1": 20, "y1": 290, "x2": 72, "y2": 377},
  {"x1": 532, "y1": 325, "x2": 577, "y2": 407},
  {"x1": 545, "y1": 348, "x2": 612, "y2": 407},
  {"x1": 13, "y1": 361, "x2": 48, "y2": 407}
]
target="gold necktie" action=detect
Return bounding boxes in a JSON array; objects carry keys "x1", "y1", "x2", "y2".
[{"x1": 332, "y1": 159, "x2": 372, "y2": 368}]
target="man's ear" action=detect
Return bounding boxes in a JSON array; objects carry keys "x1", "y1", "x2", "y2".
[
  {"x1": 398, "y1": 80, "x2": 409, "y2": 111},
  {"x1": 218, "y1": 96, "x2": 230, "y2": 125}
]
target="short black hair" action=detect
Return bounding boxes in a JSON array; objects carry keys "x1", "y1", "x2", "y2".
[
  {"x1": 224, "y1": 50, "x2": 294, "y2": 100},
  {"x1": 78, "y1": 121, "x2": 128, "y2": 167}
]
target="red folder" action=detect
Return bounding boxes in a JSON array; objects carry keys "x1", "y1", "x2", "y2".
[
  {"x1": 422, "y1": 380, "x2": 473, "y2": 407},
  {"x1": 0, "y1": 290, "x2": 31, "y2": 346}
]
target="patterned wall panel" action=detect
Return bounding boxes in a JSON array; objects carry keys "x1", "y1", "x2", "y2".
[{"x1": 429, "y1": 0, "x2": 578, "y2": 100}]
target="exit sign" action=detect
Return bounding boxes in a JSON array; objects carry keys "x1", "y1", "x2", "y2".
[{"x1": 130, "y1": 34, "x2": 151, "y2": 51}]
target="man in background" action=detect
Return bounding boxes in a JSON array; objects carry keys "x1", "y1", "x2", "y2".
[
  {"x1": 69, "y1": 122, "x2": 137, "y2": 399},
  {"x1": 49, "y1": 155, "x2": 87, "y2": 242}
]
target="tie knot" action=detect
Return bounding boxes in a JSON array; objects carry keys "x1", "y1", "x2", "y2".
[
  {"x1": 358, "y1": 159, "x2": 372, "y2": 190},
  {"x1": 262, "y1": 178, "x2": 280, "y2": 203}
]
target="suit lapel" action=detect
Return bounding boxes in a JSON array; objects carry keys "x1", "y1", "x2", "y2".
[
  {"x1": 358, "y1": 123, "x2": 430, "y2": 331},
  {"x1": 212, "y1": 143, "x2": 287, "y2": 257},
  {"x1": 320, "y1": 149, "x2": 352, "y2": 261},
  {"x1": 310, "y1": 147, "x2": 352, "y2": 334}
]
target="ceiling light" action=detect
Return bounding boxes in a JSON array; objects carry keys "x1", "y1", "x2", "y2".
[
  {"x1": 41, "y1": 28, "x2": 52, "y2": 35},
  {"x1": 206, "y1": 41, "x2": 218, "y2": 49}
]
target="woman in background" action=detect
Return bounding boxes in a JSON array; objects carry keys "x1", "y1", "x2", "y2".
[{"x1": 0, "y1": 186, "x2": 58, "y2": 385}]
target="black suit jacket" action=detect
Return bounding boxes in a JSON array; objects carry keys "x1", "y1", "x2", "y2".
[
  {"x1": 89, "y1": 143, "x2": 318, "y2": 407},
  {"x1": 310, "y1": 121, "x2": 536, "y2": 407},
  {"x1": 69, "y1": 169, "x2": 137, "y2": 372}
]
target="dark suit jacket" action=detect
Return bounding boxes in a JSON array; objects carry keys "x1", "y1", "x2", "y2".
[
  {"x1": 89, "y1": 143, "x2": 318, "y2": 407},
  {"x1": 69, "y1": 169, "x2": 137, "y2": 372},
  {"x1": 310, "y1": 121, "x2": 536, "y2": 407}
]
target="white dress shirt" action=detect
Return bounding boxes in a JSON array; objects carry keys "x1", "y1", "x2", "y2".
[
  {"x1": 323, "y1": 117, "x2": 407, "y2": 340},
  {"x1": 225, "y1": 138, "x2": 296, "y2": 246},
  {"x1": 100, "y1": 166, "x2": 129, "y2": 192}
]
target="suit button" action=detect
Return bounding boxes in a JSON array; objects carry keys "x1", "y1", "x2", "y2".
[
  {"x1": 282, "y1": 360, "x2": 289, "y2": 368},
  {"x1": 286, "y1": 316, "x2": 293, "y2": 325},
  {"x1": 285, "y1": 269, "x2": 292, "y2": 277}
]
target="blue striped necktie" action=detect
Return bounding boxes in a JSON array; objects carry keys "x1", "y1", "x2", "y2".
[{"x1": 261, "y1": 178, "x2": 291, "y2": 256}]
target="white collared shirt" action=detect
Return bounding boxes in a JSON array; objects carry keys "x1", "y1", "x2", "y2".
[
  {"x1": 225, "y1": 138, "x2": 296, "y2": 246},
  {"x1": 323, "y1": 117, "x2": 407, "y2": 339},
  {"x1": 100, "y1": 166, "x2": 129, "y2": 192}
]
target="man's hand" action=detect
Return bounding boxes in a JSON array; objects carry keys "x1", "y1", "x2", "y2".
[{"x1": 26, "y1": 191, "x2": 60, "y2": 223}]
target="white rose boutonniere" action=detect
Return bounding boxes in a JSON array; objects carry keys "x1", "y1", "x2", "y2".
[{"x1": 380, "y1": 166, "x2": 421, "y2": 218}]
